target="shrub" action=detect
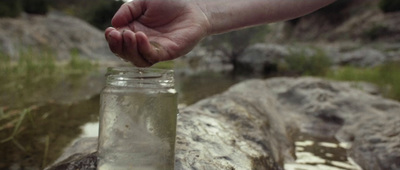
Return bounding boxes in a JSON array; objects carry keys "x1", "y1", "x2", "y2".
[
  {"x1": 200, "y1": 25, "x2": 270, "y2": 73},
  {"x1": 326, "y1": 61, "x2": 400, "y2": 101},
  {"x1": 363, "y1": 24, "x2": 389, "y2": 41},
  {"x1": 318, "y1": 0, "x2": 353, "y2": 14},
  {"x1": 85, "y1": 0, "x2": 124, "y2": 30},
  {"x1": 379, "y1": 0, "x2": 400, "y2": 13},
  {"x1": 279, "y1": 48, "x2": 331, "y2": 76},
  {"x1": 0, "y1": 0, "x2": 21, "y2": 18},
  {"x1": 21, "y1": 0, "x2": 49, "y2": 15}
]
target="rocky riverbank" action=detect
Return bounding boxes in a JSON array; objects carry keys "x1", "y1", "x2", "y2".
[{"x1": 47, "y1": 77, "x2": 400, "y2": 170}]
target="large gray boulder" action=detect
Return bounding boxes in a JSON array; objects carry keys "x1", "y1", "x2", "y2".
[
  {"x1": 47, "y1": 77, "x2": 400, "y2": 170},
  {"x1": 0, "y1": 13, "x2": 115, "y2": 61},
  {"x1": 175, "y1": 79, "x2": 292, "y2": 169},
  {"x1": 337, "y1": 48, "x2": 386, "y2": 67},
  {"x1": 235, "y1": 43, "x2": 289, "y2": 75},
  {"x1": 265, "y1": 77, "x2": 400, "y2": 170}
]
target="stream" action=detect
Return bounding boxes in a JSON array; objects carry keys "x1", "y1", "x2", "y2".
[{"x1": 0, "y1": 67, "x2": 361, "y2": 170}]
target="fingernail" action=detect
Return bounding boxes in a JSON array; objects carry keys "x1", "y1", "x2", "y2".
[
  {"x1": 108, "y1": 35, "x2": 116, "y2": 44},
  {"x1": 108, "y1": 30, "x2": 120, "y2": 43}
]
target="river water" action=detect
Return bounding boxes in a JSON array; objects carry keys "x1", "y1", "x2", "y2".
[{"x1": 0, "y1": 67, "x2": 362, "y2": 170}]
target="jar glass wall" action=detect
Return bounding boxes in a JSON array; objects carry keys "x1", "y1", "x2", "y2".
[{"x1": 97, "y1": 67, "x2": 177, "y2": 170}]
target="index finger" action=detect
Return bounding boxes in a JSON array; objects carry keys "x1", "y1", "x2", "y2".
[{"x1": 112, "y1": 1, "x2": 145, "y2": 28}]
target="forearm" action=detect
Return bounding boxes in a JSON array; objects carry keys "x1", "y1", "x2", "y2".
[{"x1": 197, "y1": 0, "x2": 336, "y2": 35}]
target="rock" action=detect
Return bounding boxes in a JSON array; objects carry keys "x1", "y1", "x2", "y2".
[
  {"x1": 0, "y1": 13, "x2": 115, "y2": 61},
  {"x1": 265, "y1": 77, "x2": 400, "y2": 170},
  {"x1": 47, "y1": 77, "x2": 400, "y2": 170},
  {"x1": 235, "y1": 43, "x2": 289, "y2": 75},
  {"x1": 338, "y1": 48, "x2": 386, "y2": 67},
  {"x1": 45, "y1": 137, "x2": 98, "y2": 170},
  {"x1": 175, "y1": 45, "x2": 233, "y2": 75},
  {"x1": 175, "y1": 79, "x2": 292, "y2": 169}
]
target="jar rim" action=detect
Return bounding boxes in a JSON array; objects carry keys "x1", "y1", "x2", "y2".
[
  {"x1": 105, "y1": 67, "x2": 175, "y2": 88},
  {"x1": 106, "y1": 67, "x2": 174, "y2": 76}
]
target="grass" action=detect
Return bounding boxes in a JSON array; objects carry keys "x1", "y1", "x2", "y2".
[
  {"x1": 325, "y1": 62, "x2": 400, "y2": 100},
  {"x1": 276, "y1": 46, "x2": 400, "y2": 101},
  {"x1": 0, "y1": 48, "x2": 98, "y2": 108},
  {"x1": 0, "y1": 48, "x2": 99, "y2": 169},
  {"x1": 152, "y1": 60, "x2": 175, "y2": 69},
  {"x1": 278, "y1": 47, "x2": 332, "y2": 76}
]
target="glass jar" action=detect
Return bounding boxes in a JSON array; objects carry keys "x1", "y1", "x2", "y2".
[{"x1": 97, "y1": 67, "x2": 178, "y2": 170}]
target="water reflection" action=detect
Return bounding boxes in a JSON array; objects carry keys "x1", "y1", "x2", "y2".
[
  {"x1": 79, "y1": 122, "x2": 99, "y2": 138},
  {"x1": 284, "y1": 133, "x2": 362, "y2": 170},
  {"x1": 0, "y1": 95, "x2": 100, "y2": 169}
]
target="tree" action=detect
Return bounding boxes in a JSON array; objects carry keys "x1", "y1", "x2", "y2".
[
  {"x1": 0, "y1": 0, "x2": 21, "y2": 18},
  {"x1": 201, "y1": 26, "x2": 270, "y2": 73},
  {"x1": 21, "y1": 0, "x2": 49, "y2": 15},
  {"x1": 379, "y1": 0, "x2": 400, "y2": 13}
]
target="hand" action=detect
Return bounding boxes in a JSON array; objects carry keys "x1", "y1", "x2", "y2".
[{"x1": 105, "y1": 0, "x2": 210, "y2": 67}]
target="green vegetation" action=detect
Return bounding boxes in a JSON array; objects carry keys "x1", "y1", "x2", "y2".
[
  {"x1": 85, "y1": 0, "x2": 125, "y2": 30},
  {"x1": 152, "y1": 61, "x2": 175, "y2": 70},
  {"x1": 21, "y1": 0, "x2": 49, "y2": 15},
  {"x1": 0, "y1": 49, "x2": 100, "y2": 169},
  {"x1": 363, "y1": 24, "x2": 389, "y2": 41},
  {"x1": 274, "y1": 47, "x2": 400, "y2": 101},
  {"x1": 201, "y1": 25, "x2": 270, "y2": 72},
  {"x1": 278, "y1": 48, "x2": 332, "y2": 76},
  {"x1": 0, "y1": 48, "x2": 98, "y2": 108},
  {"x1": 202, "y1": 25, "x2": 270, "y2": 58},
  {"x1": 67, "y1": 48, "x2": 98, "y2": 73},
  {"x1": 0, "y1": 0, "x2": 50, "y2": 17},
  {"x1": 0, "y1": 96, "x2": 100, "y2": 169},
  {"x1": 0, "y1": 0, "x2": 123, "y2": 30},
  {"x1": 325, "y1": 62, "x2": 400, "y2": 101},
  {"x1": 318, "y1": 0, "x2": 353, "y2": 14},
  {"x1": 379, "y1": 0, "x2": 400, "y2": 13},
  {"x1": 0, "y1": 0, "x2": 21, "y2": 17}
]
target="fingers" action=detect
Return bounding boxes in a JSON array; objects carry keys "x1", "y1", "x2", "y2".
[
  {"x1": 112, "y1": 1, "x2": 144, "y2": 28},
  {"x1": 122, "y1": 30, "x2": 152, "y2": 67},
  {"x1": 106, "y1": 27, "x2": 163, "y2": 67},
  {"x1": 105, "y1": 28, "x2": 123, "y2": 57},
  {"x1": 136, "y1": 32, "x2": 161, "y2": 64}
]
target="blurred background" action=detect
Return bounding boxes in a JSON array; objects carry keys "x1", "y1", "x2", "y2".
[{"x1": 0, "y1": 0, "x2": 399, "y2": 169}]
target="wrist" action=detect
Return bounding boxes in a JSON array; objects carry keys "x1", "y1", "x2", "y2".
[
  {"x1": 193, "y1": 0, "x2": 336, "y2": 35},
  {"x1": 193, "y1": 0, "x2": 213, "y2": 36}
]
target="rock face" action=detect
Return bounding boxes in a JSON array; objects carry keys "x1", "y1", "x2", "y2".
[
  {"x1": 235, "y1": 44, "x2": 288, "y2": 75},
  {"x1": 0, "y1": 13, "x2": 115, "y2": 61},
  {"x1": 338, "y1": 48, "x2": 386, "y2": 67},
  {"x1": 265, "y1": 77, "x2": 400, "y2": 170},
  {"x1": 175, "y1": 80, "x2": 292, "y2": 169},
  {"x1": 47, "y1": 77, "x2": 400, "y2": 170}
]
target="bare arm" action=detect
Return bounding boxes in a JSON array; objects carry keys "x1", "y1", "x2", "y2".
[
  {"x1": 106, "y1": 0, "x2": 336, "y2": 66},
  {"x1": 198, "y1": 0, "x2": 336, "y2": 35}
]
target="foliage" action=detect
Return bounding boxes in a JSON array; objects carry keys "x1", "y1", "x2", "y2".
[
  {"x1": 84, "y1": 0, "x2": 124, "y2": 30},
  {"x1": 363, "y1": 24, "x2": 389, "y2": 41},
  {"x1": 278, "y1": 48, "x2": 332, "y2": 76},
  {"x1": 67, "y1": 48, "x2": 98, "y2": 73},
  {"x1": 0, "y1": 48, "x2": 98, "y2": 108},
  {"x1": 379, "y1": 0, "x2": 400, "y2": 13},
  {"x1": 201, "y1": 25, "x2": 270, "y2": 72},
  {"x1": 202, "y1": 25, "x2": 270, "y2": 58},
  {"x1": 152, "y1": 61, "x2": 175, "y2": 70},
  {"x1": 21, "y1": 0, "x2": 49, "y2": 15},
  {"x1": 0, "y1": 0, "x2": 21, "y2": 18},
  {"x1": 0, "y1": 49, "x2": 100, "y2": 169},
  {"x1": 317, "y1": 0, "x2": 353, "y2": 14},
  {"x1": 325, "y1": 62, "x2": 400, "y2": 101}
]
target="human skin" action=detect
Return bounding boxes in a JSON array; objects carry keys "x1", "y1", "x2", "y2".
[{"x1": 105, "y1": 0, "x2": 336, "y2": 67}]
